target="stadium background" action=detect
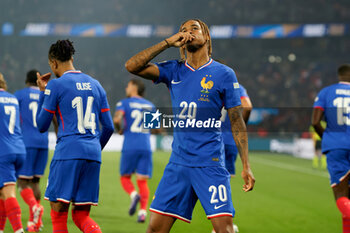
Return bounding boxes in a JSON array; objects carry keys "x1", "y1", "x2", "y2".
[{"x1": 1, "y1": 0, "x2": 350, "y2": 232}]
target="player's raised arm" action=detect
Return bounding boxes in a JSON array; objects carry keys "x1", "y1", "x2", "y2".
[
  {"x1": 228, "y1": 106, "x2": 255, "y2": 192},
  {"x1": 125, "y1": 32, "x2": 195, "y2": 81}
]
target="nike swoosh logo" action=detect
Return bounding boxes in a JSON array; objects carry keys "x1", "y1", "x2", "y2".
[
  {"x1": 171, "y1": 80, "x2": 182, "y2": 84},
  {"x1": 214, "y1": 204, "x2": 227, "y2": 209}
]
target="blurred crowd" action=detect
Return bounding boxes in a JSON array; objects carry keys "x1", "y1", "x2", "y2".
[{"x1": 2, "y1": 0, "x2": 350, "y2": 24}]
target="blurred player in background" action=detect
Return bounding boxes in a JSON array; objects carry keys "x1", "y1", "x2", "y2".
[
  {"x1": 0, "y1": 72, "x2": 26, "y2": 233},
  {"x1": 309, "y1": 121, "x2": 327, "y2": 169},
  {"x1": 36, "y1": 39, "x2": 114, "y2": 233},
  {"x1": 221, "y1": 84, "x2": 252, "y2": 177},
  {"x1": 125, "y1": 19, "x2": 255, "y2": 233},
  {"x1": 218, "y1": 83, "x2": 252, "y2": 233},
  {"x1": 312, "y1": 64, "x2": 350, "y2": 233},
  {"x1": 114, "y1": 79, "x2": 156, "y2": 223},
  {"x1": 15, "y1": 69, "x2": 57, "y2": 232}
]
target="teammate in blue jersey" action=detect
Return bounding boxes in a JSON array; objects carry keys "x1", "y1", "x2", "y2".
[
  {"x1": 15, "y1": 69, "x2": 54, "y2": 232},
  {"x1": 36, "y1": 40, "x2": 114, "y2": 233},
  {"x1": 125, "y1": 19, "x2": 255, "y2": 233},
  {"x1": 0, "y1": 73, "x2": 26, "y2": 233},
  {"x1": 221, "y1": 84, "x2": 252, "y2": 177},
  {"x1": 312, "y1": 64, "x2": 350, "y2": 233},
  {"x1": 219, "y1": 84, "x2": 252, "y2": 233},
  {"x1": 114, "y1": 79, "x2": 156, "y2": 223}
]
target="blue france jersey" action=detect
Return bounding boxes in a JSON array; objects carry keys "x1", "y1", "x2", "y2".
[
  {"x1": 221, "y1": 84, "x2": 249, "y2": 146},
  {"x1": 116, "y1": 97, "x2": 155, "y2": 151},
  {"x1": 313, "y1": 82, "x2": 350, "y2": 153},
  {"x1": 0, "y1": 89, "x2": 26, "y2": 156},
  {"x1": 15, "y1": 87, "x2": 48, "y2": 148},
  {"x1": 41, "y1": 71, "x2": 111, "y2": 162},
  {"x1": 155, "y1": 59, "x2": 241, "y2": 166}
]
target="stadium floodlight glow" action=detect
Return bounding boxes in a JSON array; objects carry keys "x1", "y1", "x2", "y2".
[
  {"x1": 268, "y1": 55, "x2": 276, "y2": 63},
  {"x1": 288, "y1": 53, "x2": 296, "y2": 62}
]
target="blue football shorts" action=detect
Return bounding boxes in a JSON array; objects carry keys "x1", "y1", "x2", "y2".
[
  {"x1": 150, "y1": 162, "x2": 235, "y2": 223},
  {"x1": 18, "y1": 148, "x2": 48, "y2": 179},
  {"x1": 0, "y1": 154, "x2": 25, "y2": 188},
  {"x1": 224, "y1": 144, "x2": 238, "y2": 176},
  {"x1": 326, "y1": 149, "x2": 350, "y2": 187},
  {"x1": 120, "y1": 150, "x2": 152, "y2": 177},
  {"x1": 45, "y1": 159, "x2": 101, "y2": 205}
]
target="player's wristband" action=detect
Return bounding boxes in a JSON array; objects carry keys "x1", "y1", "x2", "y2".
[{"x1": 164, "y1": 39, "x2": 170, "y2": 48}]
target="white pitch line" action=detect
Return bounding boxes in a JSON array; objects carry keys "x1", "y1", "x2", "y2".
[{"x1": 251, "y1": 156, "x2": 329, "y2": 178}]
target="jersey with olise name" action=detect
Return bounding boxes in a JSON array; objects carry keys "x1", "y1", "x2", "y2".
[
  {"x1": 15, "y1": 87, "x2": 48, "y2": 148},
  {"x1": 313, "y1": 82, "x2": 350, "y2": 153},
  {"x1": 116, "y1": 97, "x2": 155, "y2": 151},
  {"x1": 41, "y1": 70, "x2": 110, "y2": 161},
  {"x1": 0, "y1": 90, "x2": 26, "y2": 156},
  {"x1": 155, "y1": 59, "x2": 241, "y2": 167}
]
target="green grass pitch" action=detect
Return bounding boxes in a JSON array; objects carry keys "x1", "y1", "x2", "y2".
[{"x1": 5, "y1": 151, "x2": 340, "y2": 232}]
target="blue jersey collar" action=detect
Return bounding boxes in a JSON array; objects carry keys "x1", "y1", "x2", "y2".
[
  {"x1": 185, "y1": 58, "x2": 213, "y2": 72},
  {"x1": 63, "y1": 70, "x2": 82, "y2": 75}
]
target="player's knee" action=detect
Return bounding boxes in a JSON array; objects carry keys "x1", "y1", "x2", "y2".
[
  {"x1": 214, "y1": 226, "x2": 234, "y2": 233},
  {"x1": 146, "y1": 225, "x2": 159, "y2": 233},
  {"x1": 72, "y1": 209, "x2": 89, "y2": 228}
]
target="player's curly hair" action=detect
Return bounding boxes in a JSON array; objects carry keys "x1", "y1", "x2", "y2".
[
  {"x1": 130, "y1": 78, "x2": 145, "y2": 97},
  {"x1": 0, "y1": 72, "x2": 7, "y2": 90},
  {"x1": 26, "y1": 69, "x2": 39, "y2": 86},
  {"x1": 338, "y1": 64, "x2": 350, "y2": 76},
  {"x1": 48, "y1": 39, "x2": 75, "y2": 62},
  {"x1": 179, "y1": 19, "x2": 212, "y2": 61}
]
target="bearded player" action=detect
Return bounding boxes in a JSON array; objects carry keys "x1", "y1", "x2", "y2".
[
  {"x1": 114, "y1": 79, "x2": 156, "y2": 223},
  {"x1": 125, "y1": 19, "x2": 255, "y2": 233}
]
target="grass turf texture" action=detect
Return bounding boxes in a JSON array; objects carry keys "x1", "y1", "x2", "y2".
[{"x1": 6, "y1": 151, "x2": 340, "y2": 232}]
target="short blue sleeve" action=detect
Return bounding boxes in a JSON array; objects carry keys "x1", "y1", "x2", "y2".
[
  {"x1": 154, "y1": 60, "x2": 179, "y2": 87},
  {"x1": 313, "y1": 88, "x2": 326, "y2": 110},
  {"x1": 115, "y1": 100, "x2": 125, "y2": 112},
  {"x1": 42, "y1": 79, "x2": 59, "y2": 113},
  {"x1": 222, "y1": 69, "x2": 241, "y2": 109},
  {"x1": 97, "y1": 83, "x2": 110, "y2": 111},
  {"x1": 239, "y1": 84, "x2": 249, "y2": 98}
]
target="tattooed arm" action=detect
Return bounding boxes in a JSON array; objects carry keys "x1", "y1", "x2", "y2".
[
  {"x1": 125, "y1": 32, "x2": 195, "y2": 81},
  {"x1": 228, "y1": 106, "x2": 255, "y2": 192}
]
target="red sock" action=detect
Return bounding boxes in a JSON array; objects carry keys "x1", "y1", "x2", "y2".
[
  {"x1": 51, "y1": 209, "x2": 68, "y2": 233},
  {"x1": 120, "y1": 176, "x2": 135, "y2": 195},
  {"x1": 344, "y1": 217, "x2": 350, "y2": 233},
  {"x1": 137, "y1": 179, "x2": 149, "y2": 210},
  {"x1": 72, "y1": 210, "x2": 102, "y2": 233},
  {"x1": 337, "y1": 197, "x2": 350, "y2": 217},
  {"x1": 20, "y1": 188, "x2": 37, "y2": 222},
  {"x1": 0, "y1": 199, "x2": 6, "y2": 230},
  {"x1": 5, "y1": 197, "x2": 23, "y2": 232}
]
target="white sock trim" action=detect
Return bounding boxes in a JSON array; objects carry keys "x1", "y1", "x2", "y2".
[
  {"x1": 138, "y1": 209, "x2": 147, "y2": 215},
  {"x1": 130, "y1": 191, "x2": 138, "y2": 199}
]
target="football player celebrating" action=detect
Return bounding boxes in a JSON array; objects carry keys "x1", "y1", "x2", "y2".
[
  {"x1": 0, "y1": 73, "x2": 26, "y2": 233},
  {"x1": 114, "y1": 79, "x2": 156, "y2": 222},
  {"x1": 36, "y1": 39, "x2": 114, "y2": 233},
  {"x1": 125, "y1": 19, "x2": 255, "y2": 233},
  {"x1": 15, "y1": 70, "x2": 56, "y2": 232},
  {"x1": 312, "y1": 64, "x2": 350, "y2": 233}
]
